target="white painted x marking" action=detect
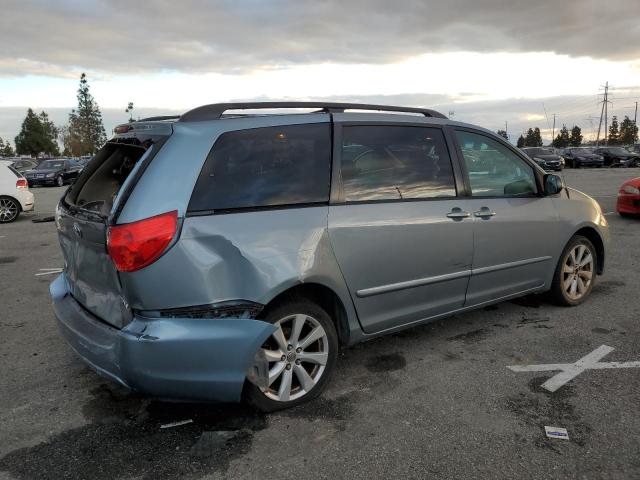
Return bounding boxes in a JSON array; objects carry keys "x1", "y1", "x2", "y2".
[{"x1": 508, "y1": 345, "x2": 640, "y2": 392}]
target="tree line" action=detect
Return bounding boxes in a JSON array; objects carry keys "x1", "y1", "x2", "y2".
[
  {"x1": 512, "y1": 115, "x2": 638, "y2": 148},
  {"x1": 1, "y1": 73, "x2": 107, "y2": 158}
]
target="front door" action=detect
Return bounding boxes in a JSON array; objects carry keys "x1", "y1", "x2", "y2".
[
  {"x1": 453, "y1": 129, "x2": 560, "y2": 306},
  {"x1": 328, "y1": 122, "x2": 474, "y2": 333}
]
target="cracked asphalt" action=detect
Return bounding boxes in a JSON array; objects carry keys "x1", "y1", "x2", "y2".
[{"x1": 1, "y1": 169, "x2": 639, "y2": 480}]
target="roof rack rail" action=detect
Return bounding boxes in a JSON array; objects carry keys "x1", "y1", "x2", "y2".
[
  {"x1": 137, "y1": 115, "x2": 182, "y2": 122},
  {"x1": 179, "y1": 102, "x2": 447, "y2": 122}
]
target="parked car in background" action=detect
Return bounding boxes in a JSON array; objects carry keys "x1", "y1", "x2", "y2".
[
  {"x1": 23, "y1": 159, "x2": 80, "y2": 187},
  {"x1": 561, "y1": 148, "x2": 605, "y2": 168},
  {"x1": 627, "y1": 145, "x2": 640, "y2": 155},
  {"x1": 50, "y1": 102, "x2": 609, "y2": 411},
  {"x1": 9, "y1": 158, "x2": 38, "y2": 173},
  {"x1": 521, "y1": 147, "x2": 563, "y2": 171},
  {"x1": 616, "y1": 177, "x2": 640, "y2": 217},
  {"x1": 594, "y1": 147, "x2": 640, "y2": 168},
  {"x1": 69, "y1": 157, "x2": 90, "y2": 173},
  {"x1": 0, "y1": 162, "x2": 34, "y2": 223}
]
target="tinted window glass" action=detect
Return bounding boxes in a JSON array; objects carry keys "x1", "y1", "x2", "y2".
[
  {"x1": 37, "y1": 160, "x2": 64, "y2": 169},
  {"x1": 341, "y1": 126, "x2": 456, "y2": 202},
  {"x1": 7, "y1": 165, "x2": 21, "y2": 177},
  {"x1": 456, "y1": 131, "x2": 537, "y2": 197},
  {"x1": 189, "y1": 124, "x2": 331, "y2": 212}
]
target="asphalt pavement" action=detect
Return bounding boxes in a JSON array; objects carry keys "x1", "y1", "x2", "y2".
[{"x1": 0, "y1": 170, "x2": 639, "y2": 480}]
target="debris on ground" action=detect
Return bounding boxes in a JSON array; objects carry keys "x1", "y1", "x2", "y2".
[
  {"x1": 160, "y1": 419, "x2": 193, "y2": 429},
  {"x1": 544, "y1": 426, "x2": 569, "y2": 440}
]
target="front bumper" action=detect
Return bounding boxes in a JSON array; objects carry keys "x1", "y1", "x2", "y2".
[
  {"x1": 27, "y1": 178, "x2": 56, "y2": 186},
  {"x1": 50, "y1": 274, "x2": 275, "y2": 402},
  {"x1": 617, "y1": 194, "x2": 640, "y2": 214},
  {"x1": 578, "y1": 160, "x2": 603, "y2": 167}
]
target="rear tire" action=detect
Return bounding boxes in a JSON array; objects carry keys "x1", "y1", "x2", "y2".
[
  {"x1": 549, "y1": 235, "x2": 596, "y2": 306},
  {"x1": 244, "y1": 299, "x2": 339, "y2": 412},
  {"x1": 0, "y1": 196, "x2": 20, "y2": 223}
]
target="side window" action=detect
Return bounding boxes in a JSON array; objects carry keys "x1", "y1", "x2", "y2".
[
  {"x1": 340, "y1": 126, "x2": 456, "y2": 202},
  {"x1": 189, "y1": 123, "x2": 331, "y2": 212},
  {"x1": 455, "y1": 131, "x2": 537, "y2": 197}
]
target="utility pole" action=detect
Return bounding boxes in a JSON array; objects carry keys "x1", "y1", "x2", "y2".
[
  {"x1": 634, "y1": 101, "x2": 638, "y2": 126},
  {"x1": 551, "y1": 114, "x2": 557, "y2": 147},
  {"x1": 596, "y1": 82, "x2": 611, "y2": 147},
  {"x1": 604, "y1": 82, "x2": 609, "y2": 145},
  {"x1": 505, "y1": 121, "x2": 508, "y2": 139}
]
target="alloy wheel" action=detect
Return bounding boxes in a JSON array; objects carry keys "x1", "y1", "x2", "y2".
[
  {"x1": 260, "y1": 313, "x2": 329, "y2": 402},
  {"x1": 57, "y1": 176, "x2": 64, "y2": 187},
  {"x1": 0, "y1": 198, "x2": 19, "y2": 222},
  {"x1": 562, "y1": 244, "x2": 594, "y2": 301}
]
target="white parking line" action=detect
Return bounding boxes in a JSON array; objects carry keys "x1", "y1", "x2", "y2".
[
  {"x1": 35, "y1": 268, "x2": 63, "y2": 276},
  {"x1": 508, "y1": 345, "x2": 640, "y2": 392}
]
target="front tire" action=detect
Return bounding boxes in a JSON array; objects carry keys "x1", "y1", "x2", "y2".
[
  {"x1": 245, "y1": 299, "x2": 339, "y2": 412},
  {"x1": 549, "y1": 235, "x2": 596, "y2": 306},
  {"x1": 56, "y1": 176, "x2": 64, "y2": 187},
  {"x1": 0, "y1": 196, "x2": 20, "y2": 223}
]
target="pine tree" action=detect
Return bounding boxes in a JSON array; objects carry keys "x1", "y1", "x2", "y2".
[
  {"x1": 524, "y1": 128, "x2": 535, "y2": 147},
  {"x1": 14, "y1": 108, "x2": 58, "y2": 157},
  {"x1": 568, "y1": 126, "x2": 583, "y2": 147},
  {"x1": 67, "y1": 73, "x2": 107, "y2": 156},
  {"x1": 607, "y1": 116, "x2": 620, "y2": 145},
  {"x1": 0, "y1": 138, "x2": 15, "y2": 157},
  {"x1": 496, "y1": 129, "x2": 508, "y2": 140},
  {"x1": 38, "y1": 111, "x2": 60, "y2": 156},
  {"x1": 553, "y1": 125, "x2": 570, "y2": 148},
  {"x1": 619, "y1": 116, "x2": 638, "y2": 145},
  {"x1": 3, "y1": 141, "x2": 15, "y2": 157},
  {"x1": 517, "y1": 135, "x2": 525, "y2": 148},
  {"x1": 533, "y1": 127, "x2": 543, "y2": 147}
]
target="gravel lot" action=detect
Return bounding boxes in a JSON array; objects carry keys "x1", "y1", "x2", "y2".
[{"x1": 1, "y1": 169, "x2": 639, "y2": 480}]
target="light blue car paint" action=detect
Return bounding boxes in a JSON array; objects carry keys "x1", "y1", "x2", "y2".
[
  {"x1": 51, "y1": 274, "x2": 275, "y2": 402},
  {"x1": 51, "y1": 104, "x2": 609, "y2": 404}
]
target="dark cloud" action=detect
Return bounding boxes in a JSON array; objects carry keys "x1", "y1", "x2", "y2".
[{"x1": 1, "y1": 0, "x2": 639, "y2": 77}]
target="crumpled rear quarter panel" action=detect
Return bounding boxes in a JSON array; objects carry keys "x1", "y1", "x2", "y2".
[{"x1": 118, "y1": 207, "x2": 354, "y2": 318}]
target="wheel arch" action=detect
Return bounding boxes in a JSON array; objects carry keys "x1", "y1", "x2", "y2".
[
  {"x1": 573, "y1": 226, "x2": 605, "y2": 275},
  {"x1": 261, "y1": 282, "x2": 352, "y2": 346},
  {"x1": 0, "y1": 194, "x2": 22, "y2": 212}
]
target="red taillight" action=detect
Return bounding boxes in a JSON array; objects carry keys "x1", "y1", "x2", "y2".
[
  {"x1": 114, "y1": 124, "x2": 133, "y2": 134},
  {"x1": 107, "y1": 211, "x2": 178, "y2": 272},
  {"x1": 16, "y1": 179, "x2": 27, "y2": 189}
]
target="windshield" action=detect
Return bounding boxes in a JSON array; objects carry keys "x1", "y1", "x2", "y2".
[
  {"x1": 571, "y1": 148, "x2": 594, "y2": 154},
  {"x1": 37, "y1": 160, "x2": 64, "y2": 169},
  {"x1": 605, "y1": 148, "x2": 629, "y2": 155},
  {"x1": 524, "y1": 148, "x2": 553, "y2": 156}
]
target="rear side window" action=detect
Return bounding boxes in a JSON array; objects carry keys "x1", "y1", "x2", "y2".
[
  {"x1": 340, "y1": 125, "x2": 456, "y2": 202},
  {"x1": 189, "y1": 123, "x2": 331, "y2": 212},
  {"x1": 7, "y1": 165, "x2": 22, "y2": 177}
]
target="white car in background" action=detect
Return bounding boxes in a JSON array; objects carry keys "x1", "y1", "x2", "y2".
[{"x1": 0, "y1": 160, "x2": 35, "y2": 223}]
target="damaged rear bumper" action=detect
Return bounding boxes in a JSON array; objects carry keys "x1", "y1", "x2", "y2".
[{"x1": 50, "y1": 274, "x2": 275, "y2": 402}]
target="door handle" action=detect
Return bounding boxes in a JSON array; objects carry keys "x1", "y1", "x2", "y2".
[
  {"x1": 446, "y1": 208, "x2": 471, "y2": 220},
  {"x1": 474, "y1": 207, "x2": 496, "y2": 218}
]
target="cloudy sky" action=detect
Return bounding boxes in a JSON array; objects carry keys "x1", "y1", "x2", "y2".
[{"x1": 1, "y1": 0, "x2": 639, "y2": 145}]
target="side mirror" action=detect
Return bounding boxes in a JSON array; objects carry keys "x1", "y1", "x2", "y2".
[{"x1": 544, "y1": 174, "x2": 564, "y2": 195}]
